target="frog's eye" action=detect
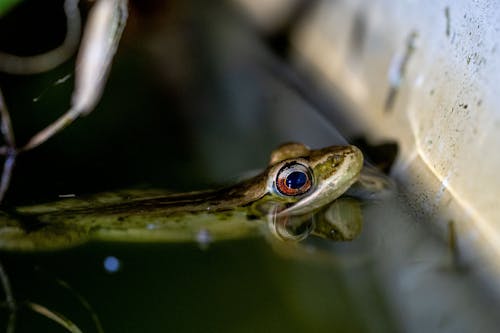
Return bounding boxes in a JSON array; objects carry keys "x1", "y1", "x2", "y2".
[{"x1": 275, "y1": 163, "x2": 312, "y2": 196}]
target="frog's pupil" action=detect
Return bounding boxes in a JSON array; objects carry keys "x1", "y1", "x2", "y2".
[{"x1": 286, "y1": 171, "x2": 307, "y2": 189}]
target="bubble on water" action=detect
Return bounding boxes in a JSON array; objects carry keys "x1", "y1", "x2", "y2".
[
  {"x1": 305, "y1": 245, "x2": 316, "y2": 254},
  {"x1": 196, "y1": 229, "x2": 212, "y2": 250},
  {"x1": 103, "y1": 256, "x2": 121, "y2": 273}
]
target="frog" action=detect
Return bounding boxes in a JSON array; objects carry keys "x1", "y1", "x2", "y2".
[{"x1": 0, "y1": 142, "x2": 364, "y2": 251}]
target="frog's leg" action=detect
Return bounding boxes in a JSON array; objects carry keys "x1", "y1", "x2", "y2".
[
  {"x1": 0, "y1": 210, "x2": 89, "y2": 251},
  {"x1": 312, "y1": 197, "x2": 363, "y2": 241},
  {"x1": 347, "y1": 166, "x2": 395, "y2": 200}
]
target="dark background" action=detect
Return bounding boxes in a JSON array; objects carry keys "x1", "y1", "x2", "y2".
[
  {"x1": 0, "y1": 0, "x2": 349, "y2": 206},
  {"x1": 0, "y1": 1, "x2": 399, "y2": 332}
]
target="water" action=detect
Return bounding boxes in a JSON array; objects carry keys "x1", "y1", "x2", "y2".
[
  {"x1": 1, "y1": 1, "x2": 499, "y2": 332},
  {"x1": 1, "y1": 187, "x2": 498, "y2": 332},
  {"x1": 350, "y1": 192, "x2": 500, "y2": 333},
  {"x1": 0, "y1": 233, "x2": 393, "y2": 332}
]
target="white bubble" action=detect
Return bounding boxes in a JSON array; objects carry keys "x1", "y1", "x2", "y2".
[
  {"x1": 146, "y1": 223, "x2": 157, "y2": 230},
  {"x1": 196, "y1": 229, "x2": 212, "y2": 250}
]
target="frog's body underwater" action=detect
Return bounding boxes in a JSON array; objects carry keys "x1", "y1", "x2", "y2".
[{"x1": 0, "y1": 143, "x2": 366, "y2": 250}]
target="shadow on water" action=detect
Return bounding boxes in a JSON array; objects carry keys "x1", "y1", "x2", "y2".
[
  {"x1": 0, "y1": 1, "x2": 500, "y2": 333},
  {"x1": 0, "y1": 192, "x2": 393, "y2": 333},
  {"x1": 2, "y1": 168, "x2": 499, "y2": 333},
  {"x1": 3, "y1": 179, "x2": 498, "y2": 333}
]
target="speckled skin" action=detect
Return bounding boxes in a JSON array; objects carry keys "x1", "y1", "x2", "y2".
[{"x1": 0, "y1": 143, "x2": 364, "y2": 250}]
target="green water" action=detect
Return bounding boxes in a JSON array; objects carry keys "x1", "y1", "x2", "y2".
[
  {"x1": 1, "y1": 1, "x2": 500, "y2": 332},
  {"x1": 3, "y1": 187, "x2": 500, "y2": 333},
  {"x1": 0, "y1": 238, "x2": 397, "y2": 333}
]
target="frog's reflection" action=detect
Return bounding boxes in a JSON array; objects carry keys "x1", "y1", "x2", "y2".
[{"x1": 267, "y1": 197, "x2": 363, "y2": 242}]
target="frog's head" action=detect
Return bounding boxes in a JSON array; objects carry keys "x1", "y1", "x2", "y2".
[{"x1": 261, "y1": 142, "x2": 363, "y2": 216}]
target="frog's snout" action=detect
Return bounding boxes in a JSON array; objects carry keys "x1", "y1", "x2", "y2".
[
  {"x1": 346, "y1": 145, "x2": 364, "y2": 175},
  {"x1": 349, "y1": 145, "x2": 363, "y2": 162}
]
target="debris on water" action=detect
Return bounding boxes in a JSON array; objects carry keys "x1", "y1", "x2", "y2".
[
  {"x1": 146, "y1": 223, "x2": 158, "y2": 230},
  {"x1": 103, "y1": 256, "x2": 121, "y2": 273},
  {"x1": 58, "y1": 193, "x2": 76, "y2": 198},
  {"x1": 196, "y1": 229, "x2": 213, "y2": 250},
  {"x1": 304, "y1": 245, "x2": 316, "y2": 254}
]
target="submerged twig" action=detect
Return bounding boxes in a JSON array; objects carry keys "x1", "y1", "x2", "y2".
[
  {"x1": 0, "y1": 262, "x2": 102, "y2": 333},
  {"x1": 20, "y1": 107, "x2": 81, "y2": 152},
  {"x1": 0, "y1": 154, "x2": 16, "y2": 203},
  {"x1": 56, "y1": 278, "x2": 104, "y2": 333},
  {"x1": 0, "y1": 260, "x2": 16, "y2": 333},
  {"x1": 0, "y1": 90, "x2": 16, "y2": 202},
  {"x1": 26, "y1": 301, "x2": 83, "y2": 333},
  {"x1": 0, "y1": 0, "x2": 81, "y2": 75},
  {"x1": 0, "y1": 90, "x2": 15, "y2": 149}
]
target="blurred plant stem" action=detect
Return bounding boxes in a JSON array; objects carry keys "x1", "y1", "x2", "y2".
[
  {"x1": 0, "y1": 0, "x2": 128, "y2": 203},
  {"x1": 0, "y1": 0, "x2": 81, "y2": 74}
]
